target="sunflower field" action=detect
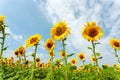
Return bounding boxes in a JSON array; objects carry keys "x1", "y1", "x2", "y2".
[{"x1": 0, "y1": 16, "x2": 120, "y2": 80}]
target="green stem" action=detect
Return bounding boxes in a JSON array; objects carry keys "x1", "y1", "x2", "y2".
[
  {"x1": 114, "y1": 49, "x2": 120, "y2": 64},
  {"x1": 82, "y1": 60, "x2": 85, "y2": 66},
  {"x1": 50, "y1": 54, "x2": 54, "y2": 80},
  {"x1": 31, "y1": 43, "x2": 38, "y2": 80},
  {"x1": 91, "y1": 41, "x2": 98, "y2": 67},
  {"x1": 62, "y1": 39, "x2": 68, "y2": 80},
  {"x1": 0, "y1": 27, "x2": 5, "y2": 59},
  {"x1": 92, "y1": 41, "x2": 103, "y2": 80},
  {"x1": 62, "y1": 39, "x2": 67, "y2": 65},
  {"x1": 24, "y1": 52, "x2": 26, "y2": 62}
]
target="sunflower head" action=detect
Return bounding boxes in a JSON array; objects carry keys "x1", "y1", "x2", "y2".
[
  {"x1": 56, "y1": 58, "x2": 60, "y2": 64},
  {"x1": 113, "y1": 64, "x2": 118, "y2": 68},
  {"x1": 78, "y1": 52, "x2": 86, "y2": 60},
  {"x1": 45, "y1": 38, "x2": 56, "y2": 51},
  {"x1": 90, "y1": 56, "x2": 96, "y2": 63},
  {"x1": 26, "y1": 34, "x2": 41, "y2": 47},
  {"x1": 14, "y1": 46, "x2": 25, "y2": 57},
  {"x1": 103, "y1": 64, "x2": 109, "y2": 67},
  {"x1": 46, "y1": 63, "x2": 51, "y2": 68},
  {"x1": 14, "y1": 49, "x2": 19, "y2": 56},
  {"x1": 48, "y1": 50, "x2": 55, "y2": 56},
  {"x1": 25, "y1": 60, "x2": 29, "y2": 64},
  {"x1": 50, "y1": 21, "x2": 70, "y2": 40},
  {"x1": 36, "y1": 58, "x2": 40, "y2": 62},
  {"x1": 82, "y1": 22, "x2": 104, "y2": 41},
  {"x1": 60, "y1": 51, "x2": 67, "y2": 58},
  {"x1": 110, "y1": 38, "x2": 120, "y2": 50},
  {"x1": 9, "y1": 57, "x2": 14, "y2": 62},
  {"x1": 18, "y1": 46, "x2": 25, "y2": 56},
  {"x1": 70, "y1": 58, "x2": 77, "y2": 66},
  {"x1": 0, "y1": 16, "x2": 5, "y2": 23}
]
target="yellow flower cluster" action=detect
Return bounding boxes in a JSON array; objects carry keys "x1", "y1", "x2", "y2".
[{"x1": 14, "y1": 46, "x2": 25, "y2": 57}]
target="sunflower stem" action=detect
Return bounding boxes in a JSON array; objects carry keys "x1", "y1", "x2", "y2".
[
  {"x1": 50, "y1": 53, "x2": 54, "y2": 80},
  {"x1": 0, "y1": 26, "x2": 5, "y2": 59},
  {"x1": 31, "y1": 43, "x2": 38, "y2": 80},
  {"x1": 62, "y1": 39, "x2": 68, "y2": 80},
  {"x1": 91, "y1": 41, "x2": 98, "y2": 66},
  {"x1": 82, "y1": 60, "x2": 85, "y2": 66},
  {"x1": 92, "y1": 41, "x2": 103, "y2": 80},
  {"x1": 114, "y1": 49, "x2": 120, "y2": 64}
]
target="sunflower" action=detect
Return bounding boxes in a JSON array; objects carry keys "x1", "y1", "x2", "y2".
[
  {"x1": 56, "y1": 58, "x2": 60, "y2": 64},
  {"x1": 18, "y1": 46, "x2": 25, "y2": 56},
  {"x1": 14, "y1": 46, "x2": 25, "y2": 57},
  {"x1": 60, "y1": 51, "x2": 67, "y2": 58},
  {"x1": 48, "y1": 50, "x2": 55, "y2": 56},
  {"x1": 26, "y1": 34, "x2": 41, "y2": 47},
  {"x1": 14, "y1": 49, "x2": 19, "y2": 56},
  {"x1": 78, "y1": 52, "x2": 86, "y2": 60},
  {"x1": 82, "y1": 22, "x2": 103, "y2": 41},
  {"x1": 50, "y1": 21, "x2": 70, "y2": 40},
  {"x1": 110, "y1": 38, "x2": 120, "y2": 50},
  {"x1": 70, "y1": 58, "x2": 77, "y2": 66},
  {"x1": 45, "y1": 38, "x2": 56, "y2": 51},
  {"x1": 36, "y1": 58, "x2": 40, "y2": 62},
  {"x1": 103, "y1": 64, "x2": 109, "y2": 67},
  {"x1": 25, "y1": 60, "x2": 29, "y2": 64},
  {"x1": 113, "y1": 64, "x2": 118, "y2": 68},
  {"x1": 46, "y1": 63, "x2": 51, "y2": 68},
  {"x1": 90, "y1": 56, "x2": 96, "y2": 63},
  {"x1": 0, "y1": 16, "x2": 5, "y2": 23}
]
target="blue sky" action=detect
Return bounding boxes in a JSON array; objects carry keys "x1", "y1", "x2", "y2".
[{"x1": 0, "y1": 0, "x2": 120, "y2": 66}]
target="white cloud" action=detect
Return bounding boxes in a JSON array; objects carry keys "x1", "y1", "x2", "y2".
[
  {"x1": 39, "y1": 0, "x2": 120, "y2": 65},
  {"x1": 12, "y1": 34, "x2": 23, "y2": 41},
  {"x1": 5, "y1": 27, "x2": 23, "y2": 41}
]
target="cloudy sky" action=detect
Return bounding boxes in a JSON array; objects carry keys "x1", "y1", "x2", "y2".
[{"x1": 0, "y1": 0, "x2": 120, "y2": 66}]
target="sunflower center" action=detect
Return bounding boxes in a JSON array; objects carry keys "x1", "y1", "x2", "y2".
[
  {"x1": 15, "y1": 51, "x2": 18, "y2": 56},
  {"x1": 88, "y1": 28, "x2": 98, "y2": 37},
  {"x1": 25, "y1": 60, "x2": 29, "y2": 64},
  {"x1": 56, "y1": 26, "x2": 65, "y2": 36},
  {"x1": 36, "y1": 58, "x2": 40, "y2": 62},
  {"x1": 30, "y1": 37, "x2": 38, "y2": 44},
  {"x1": 114, "y1": 42, "x2": 119, "y2": 47},
  {"x1": 79, "y1": 55, "x2": 84, "y2": 59},
  {"x1": 93, "y1": 58, "x2": 96, "y2": 61},
  {"x1": 39, "y1": 64, "x2": 42, "y2": 67},
  {"x1": 62, "y1": 52, "x2": 65, "y2": 56},
  {"x1": 49, "y1": 51, "x2": 54, "y2": 56},
  {"x1": 47, "y1": 42, "x2": 53, "y2": 49},
  {"x1": 19, "y1": 50, "x2": 23, "y2": 55},
  {"x1": 72, "y1": 60, "x2": 75, "y2": 64}
]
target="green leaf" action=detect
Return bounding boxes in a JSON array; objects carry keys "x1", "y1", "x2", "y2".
[
  {"x1": 98, "y1": 56, "x2": 102, "y2": 59},
  {"x1": 2, "y1": 46, "x2": 8, "y2": 51},
  {"x1": 67, "y1": 53, "x2": 75, "y2": 57},
  {"x1": 62, "y1": 44, "x2": 67, "y2": 46},
  {"x1": 63, "y1": 38, "x2": 67, "y2": 41},
  {"x1": 0, "y1": 37, "x2": 3, "y2": 39},
  {"x1": 95, "y1": 53, "x2": 101, "y2": 56},
  {"x1": 5, "y1": 33, "x2": 10, "y2": 35},
  {"x1": 31, "y1": 53, "x2": 35, "y2": 57},
  {"x1": 88, "y1": 47, "x2": 92, "y2": 50},
  {"x1": 94, "y1": 42, "x2": 101, "y2": 45}
]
